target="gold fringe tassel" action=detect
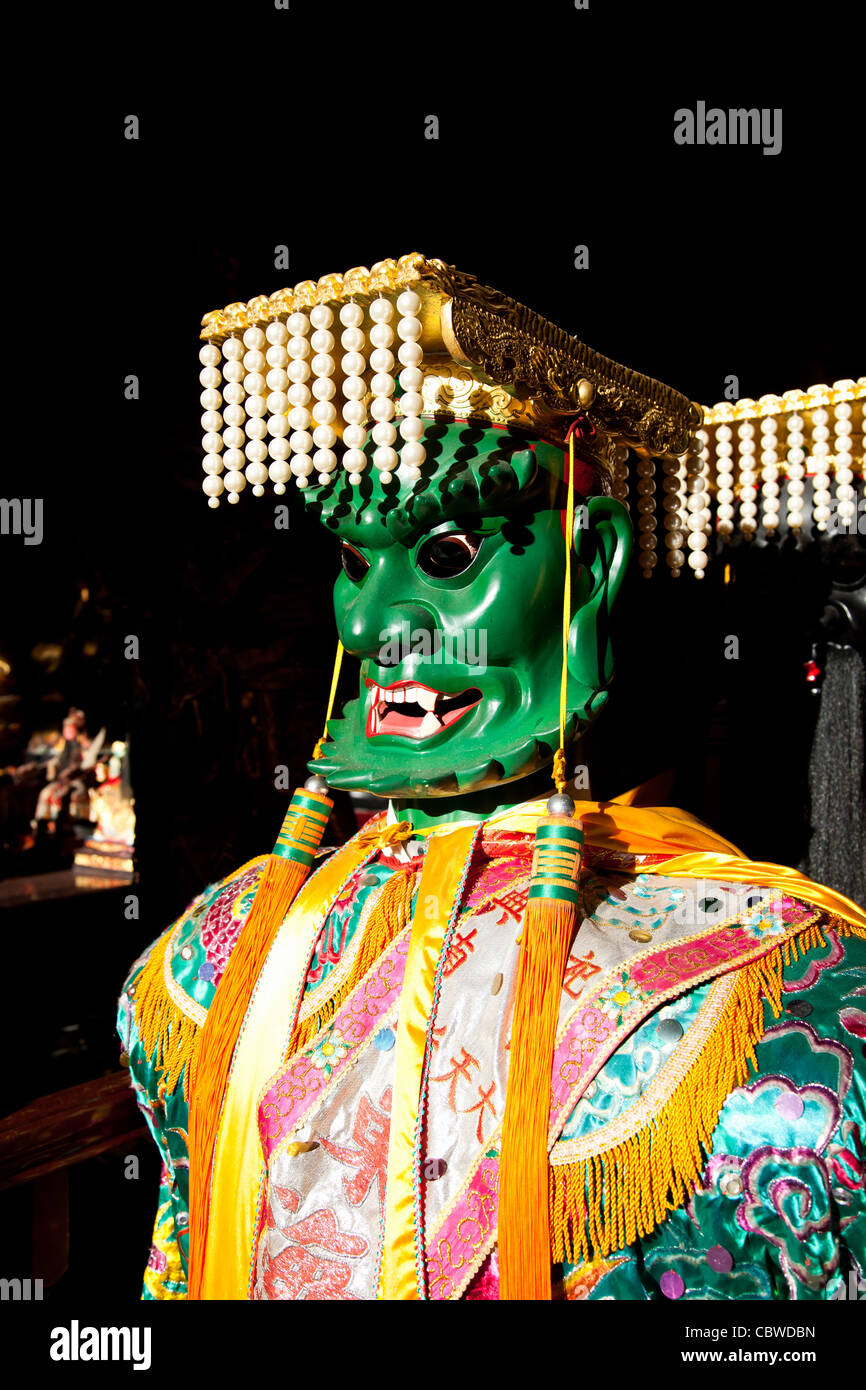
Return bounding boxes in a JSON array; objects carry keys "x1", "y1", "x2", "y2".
[
  {"x1": 549, "y1": 914, "x2": 861, "y2": 1265},
  {"x1": 132, "y1": 930, "x2": 201, "y2": 1098}
]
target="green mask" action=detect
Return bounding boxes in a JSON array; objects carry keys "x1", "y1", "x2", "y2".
[{"x1": 305, "y1": 422, "x2": 632, "y2": 800}]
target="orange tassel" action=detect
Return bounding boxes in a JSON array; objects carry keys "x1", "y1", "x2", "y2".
[
  {"x1": 499, "y1": 809, "x2": 584, "y2": 1300},
  {"x1": 187, "y1": 784, "x2": 332, "y2": 1299}
]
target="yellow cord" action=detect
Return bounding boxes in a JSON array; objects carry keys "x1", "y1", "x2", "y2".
[
  {"x1": 312, "y1": 641, "x2": 344, "y2": 760},
  {"x1": 554, "y1": 432, "x2": 576, "y2": 793}
]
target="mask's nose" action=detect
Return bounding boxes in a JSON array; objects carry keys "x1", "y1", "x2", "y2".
[{"x1": 339, "y1": 556, "x2": 439, "y2": 667}]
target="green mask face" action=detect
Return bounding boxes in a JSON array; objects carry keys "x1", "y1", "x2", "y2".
[{"x1": 306, "y1": 423, "x2": 632, "y2": 798}]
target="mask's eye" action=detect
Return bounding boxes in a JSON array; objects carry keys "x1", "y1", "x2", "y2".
[
  {"x1": 416, "y1": 532, "x2": 482, "y2": 579},
  {"x1": 340, "y1": 541, "x2": 370, "y2": 582}
]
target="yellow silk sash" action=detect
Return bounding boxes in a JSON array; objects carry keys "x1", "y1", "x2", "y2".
[
  {"x1": 379, "y1": 825, "x2": 478, "y2": 1300},
  {"x1": 199, "y1": 830, "x2": 381, "y2": 1299}
]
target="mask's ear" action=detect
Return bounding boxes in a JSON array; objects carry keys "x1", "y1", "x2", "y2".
[{"x1": 566, "y1": 495, "x2": 633, "y2": 716}]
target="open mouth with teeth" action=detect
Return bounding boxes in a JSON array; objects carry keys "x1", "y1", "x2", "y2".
[{"x1": 365, "y1": 679, "x2": 483, "y2": 739}]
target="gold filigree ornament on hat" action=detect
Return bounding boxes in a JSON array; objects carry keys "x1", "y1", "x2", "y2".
[{"x1": 198, "y1": 254, "x2": 864, "y2": 577}]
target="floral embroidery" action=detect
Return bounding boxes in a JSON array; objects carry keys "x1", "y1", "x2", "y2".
[
  {"x1": 739, "y1": 899, "x2": 786, "y2": 942},
  {"x1": 310, "y1": 1026, "x2": 353, "y2": 1077},
  {"x1": 597, "y1": 970, "x2": 649, "y2": 1026}
]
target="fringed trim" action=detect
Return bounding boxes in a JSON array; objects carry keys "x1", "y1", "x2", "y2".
[
  {"x1": 287, "y1": 866, "x2": 417, "y2": 1057},
  {"x1": 548, "y1": 912, "x2": 862, "y2": 1264},
  {"x1": 132, "y1": 931, "x2": 200, "y2": 1100}
]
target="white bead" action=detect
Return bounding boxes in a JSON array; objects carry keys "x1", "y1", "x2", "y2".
[
  {"x1": 287, "y1": 359, "x2": 311, "y2": 383},
  {"x1": 200, "y1": 388, "x2": 222, "y2": 410},
  {"x1": 223, "y1": 426, "x2": 245, "y2": 449},
  {"x1": 311, "y1": 353, "x2": 335, "y2": 377},
  {"x1": 717, "y1": 487, "x2": 734, "y2": 504},
  {"x1": 223, "y1": 404, "x2": 246, "y2": 428},
  {"x1": 312, "y1": 375, "x2": 336, "y2": 401},
  {"x1": 202, "y1": 455, "x2": 224, "y2": 476},
  {"x1": 716, "y1": 425, "x2": 732, "y2": 441},
  {"x1": 343, "y1": 448, "x2": 366, "y2": 473},
  {"x1": 203, "y1": 475, "x2": 224, "y2": 501},
  {"x1": 244, "y1": 372, "x2": 266, "y2": 396},
  {"x1": 397, "y1": 316, "x2": 421, "y2": 342},
  {"x1": 834, "y1": 401, "x2": 852, "y2": 418},
  {"x1": 813, "y1": 504, "x2": 832, "y2": 521},
  {"x1": 246, "y1": 394, "x2": 267, "y2": 418},
  {"x1": 342, "y1": 399, "x2": 365, "y2": 425},
  {"x1": 378, "y1": 472, "x2": 394, "y2": 485},
  {"x1": 760, "y1": 418, "x2": 777, "y2": 435},
  {"x1": 760, "y1": 450, "x2": 778, "y2": 466},
  {"x1": 397, "y1": 340, "x2": 423, "y2": 367},
  {"x1": 373, "y1": 445, "x2": 398, "y2": 472},
  {"x1": 716, "y1": 442, "x2": 733, "y2": 458},
  {"x1": 287, "y1": 406, "x2": 311, "y2": 431},
  {"x1": 834, "y1": 419, "x2": 852, "y2": 436},
  {"x1": 763, "y1": 515, "x2": 780, "y2": 530},
  {"x1": 369, "y1": 322, "x2": 394, "y2": 349},
  {"x1": 269, "y1": 459, "x2": 291, "y2": 484},
  {"x1": 223, "y1": 337, "x2": 245, "y2": 361},
  {"x1": 762, "y1": 480, "x2": 780, "y2": 497},
  {"x1": 813, "y1": 488, "x2": 832, "y2": 505},
  {"x1": 787, "y1": 415, "x2": 803, "y2": 429},
  {"x1": 687, "y1": 511, "x2": 707, "y2": 530},
  {"x1": 223, "y1": 361, "x2": 245, "y2": 385},
  {"x1": 737, "y1": 422, "x2": 755, "y2": 438},
  {"x1": 343, "y1": 375, "x2": 366, "y2": 401},
  {"x1": 243, "y1": 349, "x2": 266, "y2": 375},
  {"x1": 224, "y1": 468, "x2": 246, "y2": 492},
  {"x1": 401, "y1": 440, "x2": 426, "y2": 469},
  {"x1": 836, "y1": 467, "x2": 854, "y2": 484},
  {"x1": 312, "y1": 424, "x2": 337, "y2": 449},
  {"x1": 310, "y1": 329, "x2": 335, "y2": 354},
  {"x1": 199, "y1": 366, "x2": 221, "y2": 389},
  {"x1": 223, "y1": 448, "x2": 245, "y2": 471},
  {"x1": 312, "y1": 400, "x2": 337, "y2": 425},
  {"x1": 267, "y1": 391, "x2": 289, "y2": 415},
  {"x1": 740, "y1": 485, "x2": 757, "y2": 502},
  {"x1": 372, "y1": 421, "x2": 397, "y2": 447},
  {"x1": 369, "y1": 297, "x2": 393, "y2": 323},
  {"x1": 399, "y1": 391, "x2": 422, "y2": 415},
  {"x1": 309, "y1": 304, "x2": 334, "y2": 330},
  {"x1": 396, "y1": 289, "x2": 421, "y2": 317},
  {"x1": 245, "y1": 461, "x2": 268, "y2": 485},
  {"x1": 288, "y1": 336, "x2": 311, "y2": 360},
  {"x1": 738, "y1": 439, "x2": 755, "y2": 455},
  {"x1": 343, "y1": 424, "x2": 366, "y2": 449},
  {"x1": 289, "y1": 429, "x2": 313, "y2": 454},
  {"x1": 246, "y1": 421, "x2": 269, "y2": 444},
  {"x1": 314, "y1": 449, "x2": 337, "y2": 476},
  {"x1": 341, "y1": 351, "x2": 366, "y2": 377},
  {"x1": 266, "y1": 321, "x2": 289, "y2": 346},
  {"x1": 739, "y1": 502, "x2": 757, "y2": 518},
  {"x1": 266, "y1": 368, "x2": 289, "y2": 394},
  {"x1": 200, "y1": 343, "x2": 221, "y2": 366},
  {"x1": 717, "y1": 503, "x2": 735, "y2": 520},
  {"x1": 201, "y1": 409, "x2": 223, "y2": 432},
  {"x1": 812, "y1": 441, "x2": 830, "y2": 457},
  {"x1": 290, "y1": 455, "x2": 313, "y2": 477},
  {"x1": 370, "y1": 396, "x2": 395, "y2": 422},
  {"x1": 267, "y1": 414, "x2": 290, "y2": 439},
  {"x1": 222, "y1": 382, "x2": 244, "y2": 407},
  {"x1": 287, "y1": 313, "x2": 310, "y2": 336},
  {"x1": 252, "y1": 485, "x2": 265, "y2": 496},
  {"x1": 762, "y1": 498, "x2": 780, "y2": 514},
  {"x1": 202, "y1": 431, "x2": 223, "y2": 453},
  {"x1": 688, "y1": 551, "x2": 708, "y2": 571},
  {"x1": 339, "y1": 303, "x2": 363, "y2": 328},
  {"x1": 787, "y1": 432, "x2": 804, "y2": 448},
  {"x1": 837, "y1": 501, "x2": 856, "y2": 519},
  {"x1": 243, "y1": 327, "x2": 266, "y2": 350},
  {"x1": 369, "y1": 348, "x2": 395, "y2": 374},
  {"x1": 269, "y1": 436, "x2": 291, "y2": 460},
  {"x1": 399, "y1": 415, "x2": 424, "y2": 442},
  {"x1": 287, "y1": 383, "x2": 310, "y2": 408},
  {"x1": 339, "y1": 327, "x2": 363, "y2": 353},
  {"x1": 837, "y1": 484, "x2": 856, "y2": 501},
  {"x1": 227, "y1": 492, "x2": 240, "y2": 504},
  {"x1": 717, "y1": 520, "x2": 734, "y2": 536},
  {"x1": 370, "y1": 373, "x2": 395, "y2": 398},
  {"x1": 398, "y1": 366, "x2": 423, "y2": 393},
  {"x1": 787, "y1": 479, "x2": 805, "y2": 496}
]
